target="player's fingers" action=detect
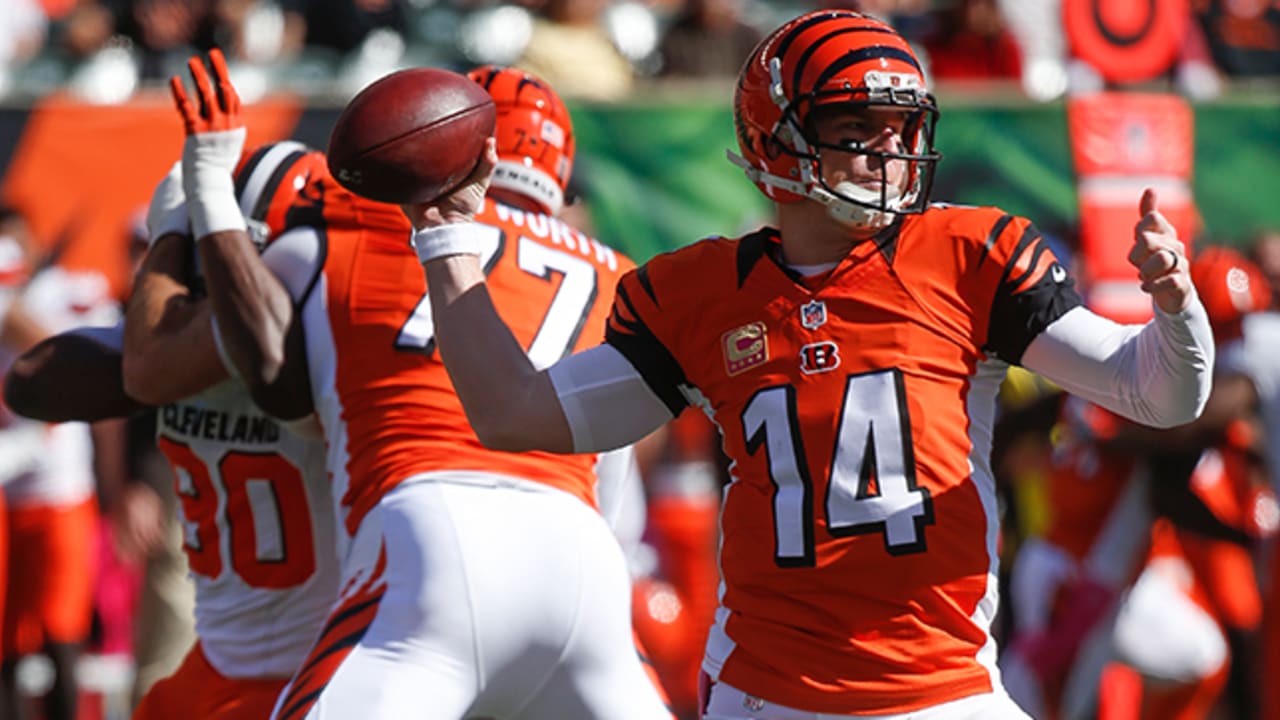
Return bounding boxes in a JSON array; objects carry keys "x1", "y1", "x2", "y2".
[
  {"x1": 1139, "y1": 246, "x2": 1180, "y2": 284},
  {"x1": 1139, "y1": 187, "x2": 1157, "y2": 218},
  {"x1": 188, "y1": 55, "x2": 217, "y2": 123},
  {"x1": 1130, "y1": 222, "x2": 1178, "y2": 267},
  {"x1": 468, "y1": 137, "x2": 498, "y2": 183},
  {"x1": 1128, "y1": 229, "x2": 1159, "y2": 266},
  {"x1": 168, "y1": 76, "x2": 198, "y2": 133},
  {"x1": 208, "y1": 48, "x2": 241, "y2": 118}
]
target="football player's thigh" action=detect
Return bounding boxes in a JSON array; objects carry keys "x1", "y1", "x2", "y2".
[
  {"x1": 307, "y1": 480, "x2": 483, "y2": 719},
  {"x1": 507, "y1": 496, "x2": 672, "y2": 720},
  {"x1": 304, "y1": 642, "x2": 475, "y2": 720}
]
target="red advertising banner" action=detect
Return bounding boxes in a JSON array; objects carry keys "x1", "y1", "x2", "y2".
[{"x1": 1068, "y1": 92, "x2": 1195, "y2": 324}]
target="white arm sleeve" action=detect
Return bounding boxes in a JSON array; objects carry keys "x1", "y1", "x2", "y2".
[
  {"x1": 548, "y1": 344, "x2": 674, "y2": 453},
  {"x1": 1021, "y1": 300, "x2": 1215, "y2": 428}
]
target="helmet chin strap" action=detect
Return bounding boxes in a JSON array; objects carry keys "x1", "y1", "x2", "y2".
[
  {"x1": 727, "y1": 149, "x2": 901, "y2": 231},
  {"x1": 816, "y1": 181, "x2": 900, "y2": 230}
]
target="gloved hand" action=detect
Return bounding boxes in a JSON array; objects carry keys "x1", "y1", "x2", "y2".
[{"x1": 169, "y1": 48, "x2": 246, "y2": 240}]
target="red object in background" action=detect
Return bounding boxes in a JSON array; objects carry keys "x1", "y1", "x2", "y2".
[
  {"x1": 925, "y1": 32, "x2": 1023, "y2": 80},
  {"x1": 1064, "y1": 0, "x2": 1190, "y2": 83},
  {"x1": 1068, "y1": 92, "x2": 1195, "y2": 324},
  {"x1": 923, "y1": 0, "x2": 1023, "y2": 81},
  {"x1": 0, "y1": 91, "x2": 302, "y2": 300}
]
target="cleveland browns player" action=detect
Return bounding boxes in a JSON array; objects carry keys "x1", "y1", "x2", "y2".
[
  {"x1": 405, "y1": 9, "x2": 1215, "y2": 720},
  {"x1": 5, "y1": 131, "x2": 342, "y2": 719},
  {"x1": 165, "y1": 53, "x2": 673, "y2": 719}
]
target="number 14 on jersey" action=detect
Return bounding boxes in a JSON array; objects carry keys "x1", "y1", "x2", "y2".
[{"x1": 743, "y1": 368, "x2": 935, "y2": 566}]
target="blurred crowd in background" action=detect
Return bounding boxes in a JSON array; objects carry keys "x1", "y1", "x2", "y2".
[{"x1": 0, "y1": 0, "x2": 1279, "y2": 105}]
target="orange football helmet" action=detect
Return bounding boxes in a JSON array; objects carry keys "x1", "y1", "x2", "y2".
[
  {"x1": 234, "y1": 140, "x2": 329, "y2": 248},
  {"x1": 731, "y1": 9, "x2": 941, "y2": 229},
  {"x1": 467, "y1": 65, "x2": 574, "y2": 216},
  {"x1": 1190, "y1": 246, "x2": 1269, "y2": 343}
]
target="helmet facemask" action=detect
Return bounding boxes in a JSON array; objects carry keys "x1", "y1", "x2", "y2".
[{"x1": 771, "y1": 61, "x2": 941, "y2": 229}]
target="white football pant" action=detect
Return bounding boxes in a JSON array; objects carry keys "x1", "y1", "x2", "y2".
[{"x1": 306, "y1": 473, "x2": 673, "y2": 719}]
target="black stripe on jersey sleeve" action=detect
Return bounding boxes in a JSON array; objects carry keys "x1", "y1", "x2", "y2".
[
  {"x1": 985, "y1": 227, "x2": 1083, "y2": 365},
  {"x1": 999, "y1": 223, "x2": 1046, "y2": 289},
  {"x1": 606, "y1": 284, "x2": 691, "y2": 416},
  {"x1": 978, "y1": 213, "x2": 1013, "y2": 268},
  {"x1": 635, "y1": 264, "x2": 657, "y2": 307},
  {"x1": 736, "y1": 229, "x2": 771, "y2": 288}
]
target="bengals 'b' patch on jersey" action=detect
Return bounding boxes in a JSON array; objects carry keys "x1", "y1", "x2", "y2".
[{"x1": 605, "y1": 206, "x2": 1081, "y2": 713}]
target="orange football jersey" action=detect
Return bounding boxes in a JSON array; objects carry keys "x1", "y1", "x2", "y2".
[
  {"x1": 270, "y1": 179, "x2": 633, "y2": 537},
  {"x1": 605, "y1": 206, "x2": 1083, "y2": 713}
]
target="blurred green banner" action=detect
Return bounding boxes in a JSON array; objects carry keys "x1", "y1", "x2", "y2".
[{"x1": 570, "y1": 96, "x2": 1280, "y2": 264}]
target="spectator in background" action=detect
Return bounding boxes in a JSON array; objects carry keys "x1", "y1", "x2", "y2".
[
  {"x1": 1195, "y1": 0, "x2": 1280, "y2": 77},
  {"x1": 277, "y1": 0, "x2": 408, "y2": 58},
  {"x1": 0, "y1": 0, "x2": 47, "y2": 70},
  {"x1": 656, "y1": 0, "x2": 763, "y2": 79},
  {"x1": 52, "y1": 0, "x2": 222, "y2": 81},
  {"x1": 516, "y1": 0, "x2": 636, "y2": 101},
  {"x1": 922, "y1": 0, "x2": 1021, "y2": 81}
]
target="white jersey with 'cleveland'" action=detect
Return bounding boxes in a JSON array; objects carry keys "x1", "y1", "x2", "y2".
[{"x1": 156, "y1": 375, "x2": 338, "y2": 678}]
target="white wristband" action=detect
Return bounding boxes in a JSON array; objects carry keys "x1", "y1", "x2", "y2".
[
  {"x1": 190, "y1": 181, "x2": 248, "y2": 240},
  {"x1": 410, "y1": 223, "x2": 489, "y2": 264},
  {"x1": 184, "y1": 128, "x2": 248, "y2": 240}
]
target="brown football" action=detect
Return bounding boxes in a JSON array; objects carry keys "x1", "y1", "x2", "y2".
[{"x1": 326, "y1": 68, "x2": 496, "y2": 205}]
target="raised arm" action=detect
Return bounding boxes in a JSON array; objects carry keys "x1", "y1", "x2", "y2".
[
  {"x1": 169, "y1": 49, "x2": 312, "y2": 420},
  {"x1": 121, "y1": 161, "x2": 229, "y2": 405},
  {"x1": 404, "y1": 141, "x2": 669, "y2": 453},
  {"x1": 1022, "y1": 189, "x2": 1214, "y2": 427}
]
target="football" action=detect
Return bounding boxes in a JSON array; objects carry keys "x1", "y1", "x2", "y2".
[{"x1": 326, "y1": 68, "x2": 496, "y2": 205}]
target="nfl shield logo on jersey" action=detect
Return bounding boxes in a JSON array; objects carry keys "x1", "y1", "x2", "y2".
[{"x1": 800, "y1": 300, "x2": 827, "y2": 330}]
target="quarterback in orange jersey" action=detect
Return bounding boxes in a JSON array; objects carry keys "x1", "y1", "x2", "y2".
[
  {"x1": 406, "y1": 9, "x2": 1215, "y2": 720},
  {"x1": 169, "y1": 55, "x2": 673, "y2": 719}
]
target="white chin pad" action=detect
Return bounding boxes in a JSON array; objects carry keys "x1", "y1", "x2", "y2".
[{"x1": 824, "y1": 182, "x2": 901, "y2": 229}]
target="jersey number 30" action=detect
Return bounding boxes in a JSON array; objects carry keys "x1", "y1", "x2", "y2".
[{"x1": 743, "y1": 368, "x2": 934, "y2": 566}]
